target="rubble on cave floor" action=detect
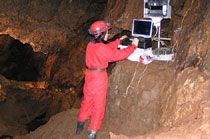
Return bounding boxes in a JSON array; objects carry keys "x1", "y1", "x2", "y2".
[
  {"x1": 0, "y1": 74, "x2": 81, "y2": 138},
  {"x1": 14, "y1": 109, "x2": 110, "y2": 139}
]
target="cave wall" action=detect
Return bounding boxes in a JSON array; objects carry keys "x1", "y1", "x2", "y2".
[
  {"x1": 170, "y1": 0, "x2": 210, "y2": 71},
  {"x1": 0, "y1": 0, "x2": 110, "y2": 98},
  {"x1": 0, "y1": 0, "x2": 90, "y2": 53},
  {"x1": 158, "y1": 67, "x2": 210, "y2": 138},
  {"x1": 157, "y1": 0, "x2": 210, "y2": 137},
  {"x1": 0, "y1": 0, "x2": 107, "y2": 84},
  {"x1": 104, "y1": 0, "x2": 144, "y2": 33}
]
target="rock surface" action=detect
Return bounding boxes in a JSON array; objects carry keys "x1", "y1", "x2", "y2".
[
  {"x1": 110, "y1": 68, "x2": 210, "y2": 139},
  {"x1": 0, "y1": 0, "x2": 89, "y2": 52},
  {"x1": 102, "y1": 61, "x2": 174, "y2": 136}
]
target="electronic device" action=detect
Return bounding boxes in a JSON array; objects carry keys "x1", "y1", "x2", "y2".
[
  {"x1": 144, "y1": 0, "x2": 172, "y2": 19},
  {"x1": 132, "y1": 19, "x2": 153, "y2": 49},
  {"x1": 119, "y1": 19, "x2": 153, "y2": 49},
  {"x1": 120, "y1": 37, "x2": 152, "y2": 49},
  {"x1": 143, "y1": 0, "x2": 173, "y2": 62},
  {"x1": 132, "y1": 19, "x2": 153, "y2": 38},
  {"x1": 118, "y1": 0, "x2": 173, "y2": 63}
]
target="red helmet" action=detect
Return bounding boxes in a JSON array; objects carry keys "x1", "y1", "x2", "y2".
[{"x1": 89, "y1": 21, "x2": 111, "y2": 35}]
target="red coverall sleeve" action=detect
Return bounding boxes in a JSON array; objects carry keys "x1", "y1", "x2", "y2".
[
  {"x1": 99, "y1": 44, "x2": 137, "y2": 62},
  {"x1": 105, "y1": 39, "x2": 121, "y2": 49}
]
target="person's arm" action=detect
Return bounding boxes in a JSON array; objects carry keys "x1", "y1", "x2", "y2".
[
  {"x1": 104, "y1": 37, "x2": 139, "y2": 62},
  {"x1": 106, "y1": 35, "x2": 128, "y2": 49},
  {"x1": 105, "y1": 39, "x2": 121, "y2": 49},
  {"x1": 98, "y1": 44, "x2": 137, "y2": 62}
]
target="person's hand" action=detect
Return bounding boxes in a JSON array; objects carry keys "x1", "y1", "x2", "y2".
[
  {"x1": 120, "y1": 35, "x2": 128, "y2": 40},
  {"x1": 132, "y1": 38, "x2": 139, "y2": 46}
]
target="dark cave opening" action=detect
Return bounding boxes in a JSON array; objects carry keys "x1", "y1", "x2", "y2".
[
  {"x1": 0, "y1": 35, "x2": 50, "y2": 138},
  {"x1": 0, "y1": 35, "x2": 41, "y2": 81},
  {"x1": 26, "y1": 112, "x2": 48, "y2": 133},
  {"x1": 0, "y1": 135, "x2": 13, "y2": 139}
]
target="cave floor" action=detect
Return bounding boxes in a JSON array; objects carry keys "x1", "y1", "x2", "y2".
[{"x1": 15, "y1": 109, "x2": 111, "y2": 139}]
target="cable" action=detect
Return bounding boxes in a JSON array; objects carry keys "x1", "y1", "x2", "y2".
[
  {"x1": 123, "y1": 63, "x2": 139, "y2": 97},
  {"x1": 137, "y1": 64, "x2": 148, "y2": 85},
  {"x1": 123, "y1": 63, "x2": 148, "y2": 97}
]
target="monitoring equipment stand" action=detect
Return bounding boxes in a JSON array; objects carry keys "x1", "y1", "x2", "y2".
[
  {"x1": 152, "y1": 17, "x2": 162, "y2": 49},
  {"x1": 144, "y1": 0, "x2": 173, "y2": 61}
]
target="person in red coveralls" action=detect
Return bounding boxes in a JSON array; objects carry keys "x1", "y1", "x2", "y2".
[{"x1": 76, "y1": 21, "x2": 139, "y2": 139}]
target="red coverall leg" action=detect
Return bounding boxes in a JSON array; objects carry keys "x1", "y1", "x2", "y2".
[{"x1": 78, "y1": 70, "x2": 108, "y2": 130}]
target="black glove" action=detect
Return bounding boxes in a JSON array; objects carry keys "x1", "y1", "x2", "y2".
[{"x1": 120, "y1": 37, "x2": 133, "y2": 46}]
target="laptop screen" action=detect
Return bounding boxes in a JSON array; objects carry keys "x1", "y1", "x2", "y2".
[{"x1": 132, "y1": 19, "x2": 153, "y2": 38}]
